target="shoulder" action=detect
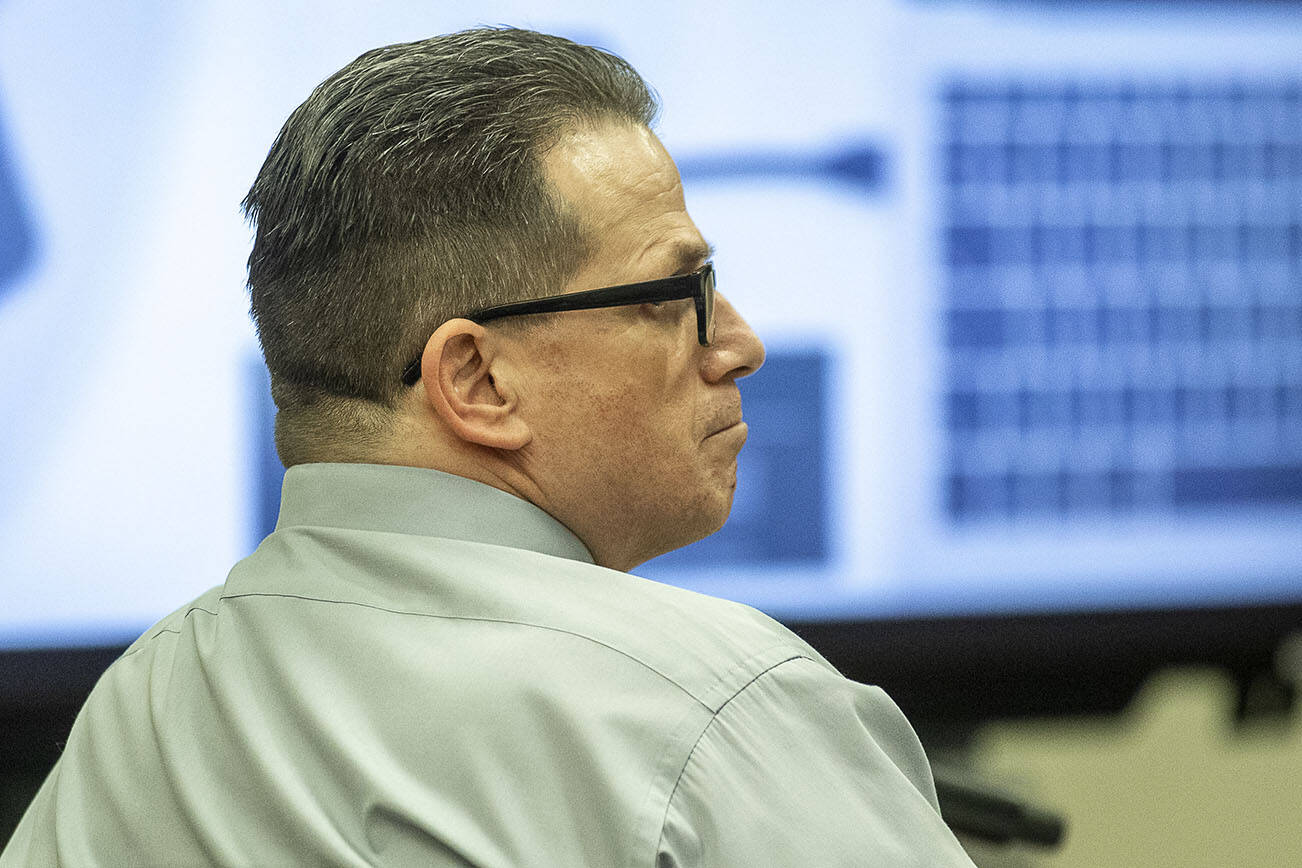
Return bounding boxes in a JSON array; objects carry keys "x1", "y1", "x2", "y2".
[
  {"x1": 474, "y1": 543, "x2": 839, "y2": 711},
  {"x1": 656, "y1": 657, "x2": 969, "y2": 866},
  {"x1": 234, "y1": 524, "x2": 836, "y2": 712},
  {"x1": 575, "y1": 559, "x2": 837, "y2": 712}
]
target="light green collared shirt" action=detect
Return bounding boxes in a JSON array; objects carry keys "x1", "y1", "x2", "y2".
[{"x1": 3, "y1": 463, "x2": 974, "y2": 867}]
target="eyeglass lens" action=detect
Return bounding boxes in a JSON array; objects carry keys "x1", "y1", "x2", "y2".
[{"x1": 703, "y1": 267, "x2": 716, "y2": 344}]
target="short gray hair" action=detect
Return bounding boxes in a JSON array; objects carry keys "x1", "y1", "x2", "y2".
[{"x1": 242, "y1": 27, "x2": 659, "y2": 466}]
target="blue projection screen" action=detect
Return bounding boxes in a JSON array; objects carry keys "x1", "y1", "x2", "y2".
[{"x1": 2, "y1": 0, "x2": 1301, "y2": 649}]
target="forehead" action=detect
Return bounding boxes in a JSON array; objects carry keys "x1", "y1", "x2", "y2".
[{"x1": 542, "y1": 122, "x2": 710, "y2": 282}]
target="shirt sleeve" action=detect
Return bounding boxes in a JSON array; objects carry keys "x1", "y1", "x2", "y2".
[{"x1": 655, "y1": 656, "x2": 976, "y2": 867}]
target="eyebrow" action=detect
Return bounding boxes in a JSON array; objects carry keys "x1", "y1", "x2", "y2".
[{"x1": 668, "y1": 239, "x2": 716, "y2": 274}]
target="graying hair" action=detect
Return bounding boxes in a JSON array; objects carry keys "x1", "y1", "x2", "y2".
[{"x1": 242, "y1": 27, "x2": 659, "y2": 466}]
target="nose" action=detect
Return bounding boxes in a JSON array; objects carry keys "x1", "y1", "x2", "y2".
[{"x1": 702, "y1": 292, "x2": 765, "y2": 383}]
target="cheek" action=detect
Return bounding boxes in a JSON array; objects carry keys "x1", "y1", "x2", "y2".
[{"x1": 523, "y1": 337, "x2": 701, "y2": 460}]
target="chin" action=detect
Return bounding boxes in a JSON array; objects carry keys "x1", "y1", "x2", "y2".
[
  {"x1": 635, "y1": 483, "x2": 736, "y2": 563},
  {"x1": 698, "y1": 492, "x2": 736, "y2": 539}
]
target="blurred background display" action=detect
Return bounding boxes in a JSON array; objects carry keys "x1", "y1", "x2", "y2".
[
  {"x1": 6, "y1": 3, "x2": 1302, "y2": 863},
  {"x1": 1, "y1": 0, "x2": 1299, "y2": 683}
]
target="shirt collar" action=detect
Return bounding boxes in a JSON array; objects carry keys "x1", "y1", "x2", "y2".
[{"x1": 274, "y1": 463, "x2": 595, "y2": 564}]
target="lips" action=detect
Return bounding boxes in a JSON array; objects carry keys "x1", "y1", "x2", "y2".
[
  {"x1": 704, "y1": 398, "x2": 745, "y2": 439},
  {"x1": 705, "y1": 418, "x2": 744, "y2": 438}
]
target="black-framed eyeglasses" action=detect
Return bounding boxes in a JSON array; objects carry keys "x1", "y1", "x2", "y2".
[{"x1": 400, "y1": 262, "x2": 716, "y2": 386}]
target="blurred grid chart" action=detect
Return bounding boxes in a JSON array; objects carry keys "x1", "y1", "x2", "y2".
[{"x1": 941, "y1": 79, "x2": 1302, "y2": 522}]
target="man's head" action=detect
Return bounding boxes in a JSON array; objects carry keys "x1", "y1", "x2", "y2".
[
  {"x1": 246, "y1": 28, "x2": 765, "y2": 569},
  {"x1": 245, "y1": 27, "x2": 657, "y2": 462}
]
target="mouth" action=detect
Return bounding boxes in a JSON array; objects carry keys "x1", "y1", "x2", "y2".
[
  {"x1": 704, "y1": 419, "x2": 746, "y2": 440},
  {"x1": 704, "y1": 396, "x2": 746, "y2": 440}
]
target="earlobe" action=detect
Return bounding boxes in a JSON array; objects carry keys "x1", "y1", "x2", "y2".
[{"x1": 420, "y1": 320, "x2": 532, "y2": 450}]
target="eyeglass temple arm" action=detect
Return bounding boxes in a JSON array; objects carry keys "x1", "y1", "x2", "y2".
[
  {"x1": 401, "y1": 272, "x2": 703, "y2": 386},
  {"x1": 470, "y1": 274, "x2": 697, "y2": 323}
]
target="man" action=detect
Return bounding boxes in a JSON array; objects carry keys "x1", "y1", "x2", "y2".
[{"x1": 3, "y1": 28, "x2": 975, "y2": 866}]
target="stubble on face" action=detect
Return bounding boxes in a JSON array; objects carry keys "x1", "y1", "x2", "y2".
[{"x1": 503, "y1": 121, "x2": 746, "y2": 571}]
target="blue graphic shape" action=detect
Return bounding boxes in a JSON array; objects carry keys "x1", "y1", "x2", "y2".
[
  {"x1": 560, "y1": 29, "x2": 887, "y2": 195},
  {"x1": 250, "y1": 350, "x2": 830, "y2": 565},
  {"x1": 249, "y1": 359, "x2": 284, "y2": 549},
  {"x1": 676, "y1": 142, "x2": 886, "y2": 193},
  {"x1": 0, "y1": 90, "x2": 36, "y2": 291},
  {"x1": 645, "y1": 349, "x2": 830, "y2": 570}
]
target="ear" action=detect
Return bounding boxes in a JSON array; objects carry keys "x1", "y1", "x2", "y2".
[{"x1": 419, "y1": 319, "x2": 531, "y2": 450}]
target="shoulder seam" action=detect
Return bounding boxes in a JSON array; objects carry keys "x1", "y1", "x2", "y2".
[
  {"x1": 649, "y1": 653, "x2": 815, "y2": 864},
  {"x1": 219, "y1": 591, "x2": 730, "y2": 710}
]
